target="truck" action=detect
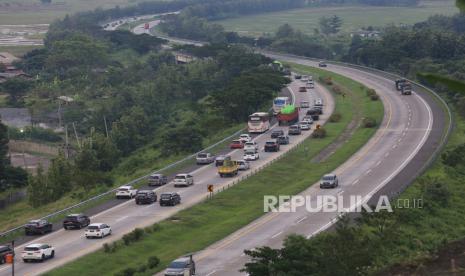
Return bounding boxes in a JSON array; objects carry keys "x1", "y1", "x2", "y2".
[
  {"x1": 400, "y1": 81, "x2": 412, "y2": 95},
  {"x1": 395, "y1": 79, "x2": 407, "y2": 91},
  {"x1": 218, "y1": 156, "x2": 239, "y2": 177},
  {"x1": 277, "y1": 105, "x2": 299, "y2": 126},
  {"x1": 196, "y1": 152, "x2": 214, "y2": 165}
]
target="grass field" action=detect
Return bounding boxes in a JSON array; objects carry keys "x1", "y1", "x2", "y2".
[
  {"x1": 47, "y1": 64, "x2": 383, "y2": 276},
  {"x1": 0, "y1": 45, "x2": 41, "y2": 57},
  {"x1": 218, "y1": 0, "x2": 459, "y2": 36},
  {"x1": 0, "y1": 0, "x2": 147, "y2": 25}
]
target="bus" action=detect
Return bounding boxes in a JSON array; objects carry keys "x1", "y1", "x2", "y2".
[
  {"x1": 273, "y1": 97, "x2": 291, "y2": 115},
  {"x1": 248, "y1": 112, "x2": 270, "y2": 133}
]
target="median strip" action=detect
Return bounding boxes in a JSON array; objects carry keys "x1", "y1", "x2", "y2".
[{"x1": 47, "y1": 63, "x2": 383, "y2": 276}]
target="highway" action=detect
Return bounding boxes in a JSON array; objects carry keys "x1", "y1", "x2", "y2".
[
  {"x1": 190, "y1": 56, "x2": 444, "y2": 276},
  {"x1": 0, "y1": 77, "x2": 333, "y2": 275}
]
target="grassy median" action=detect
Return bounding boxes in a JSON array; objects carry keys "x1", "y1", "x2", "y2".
[{"x1": 46, "y1": 64, "x2": 383, "y2": 276}]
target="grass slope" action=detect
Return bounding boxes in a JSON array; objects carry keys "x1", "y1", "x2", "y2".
[
  {"x1": 218, "y1": 1, "x2": 458, "y2": 36},
  {"x1": 46, "y1": 63, "x2": 383, "y2": 276}
]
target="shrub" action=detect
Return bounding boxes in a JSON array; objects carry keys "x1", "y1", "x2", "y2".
[
  {"x1": 329, "y1": 112, "x2": 342, "y2": 122},
  {"x1": 363, "y1": 117, "x2": 377, "y2": 128},
  {"x1": 103, "y1": 243, "x2": 111, "y2": 253},
  {"x1": 332, "y1": 85, "x2": 343, "y2": 95},
  {"x1": 147, "y1": 256, "x2": 160, "y2": 269},
  {"x1": 370, "y1": 94, "x2": 380, "y2": 101},
  {"x1": 366, "y1": 88, "x2": 377, "y2": 97},
  {"x1": 312, "y1": 127, "x2": 326, "y2": 138},
  {"x1": 137, "y1": 264, "x2": 147, "y2": 273},
  {"x1": 133, "y1": 228, "x2": 144, "y2": 240}
]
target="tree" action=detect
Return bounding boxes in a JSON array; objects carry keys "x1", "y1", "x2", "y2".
[
  {"x1": 27, "y1": 165, "x2": 47, "y2": 207},
  {"x1": 47, "y1": 152, "x2": 72, "y2": 201},
  {"x1": 276, "y1": 23, "x2": 295, "y2": 39},
  {"x1": 1, "y1": 78, "x2": 32, "y2": 106},
  {"x1": 160, "y1": 121, "x2": 203, "y2": 156},
  {"x1": 319, "y1": 15, "x2": 343, "y2": 35}
]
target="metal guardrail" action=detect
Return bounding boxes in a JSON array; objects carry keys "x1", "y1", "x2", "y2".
[{"x1": 0, "y1": 127, "x2": 246, "y2": 239}]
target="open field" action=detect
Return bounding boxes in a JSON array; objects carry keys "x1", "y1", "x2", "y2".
[
  {"x1": 218, "y1": 0, "x2": 459, "y2": 36},
  {"x1": 0, "y1": 0, "x2": 147, "y2": 25},
  {"x1": 47, "y1": 64, "x2": 383, "y2": 276},
  {"x1": 0, "y1": 45, "x2": 41, "y2": 56}
]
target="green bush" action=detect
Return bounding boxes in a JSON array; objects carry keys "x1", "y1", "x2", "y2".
[
  {"x1": 312, "y1": 127, "x2": 327, "y2": 138},
  {"x1": 147, "y1": 256, "x2": 160, "y2": 269},
  {"x1": 329, "y1": 112, "x2": 342, "y2": 122},
  {"x1": 370, "y1": 94, "x2": 380, "y2": 101},
  {"x1": 363, "y1": 117, "x2": 377, "y2": 128},
  {"x1": 366, "y1": 88, "x2": 377, "y2": 97},
  {"x1": 332, "y1": 85, "x2": 343, "y2": 95}
]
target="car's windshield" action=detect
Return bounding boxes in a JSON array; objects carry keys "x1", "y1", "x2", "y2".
[
  {"x1": 161, "y1": 194, "x2": 171, "y2": 199},
  {"x1": 274, "y1": 99, "x2": 286, "y2": 105},
  {"x1": 24, "y1": 247, "x2": 39, "y2": 251},
  {"x1": 88, "y1": 225, "x2": 99, "y2": 230},
  {"x1": 169, "y1": 261, "x2": 187, "y2": 269},
  {"x1": 323, "y1": 175, "x2": 335, "y2": 181},
  {"x1": 65, "y1": 216, "x2": 78, "y2": 220},
  {"x1": 197, "y1": 153, "x2": 208, "y2": 158},
  {"x1": 266, "y1": 142, "x2": 275, "y2": 145},
  {"x1": 149, "y1": 175, "x2": 159, "y2": 179},
  {"x1": 118, "y1": 188, "x2": 129, "y2": 191},
  {"x1": 175, "y1": 175, "x2": 186, "y2": 180}
]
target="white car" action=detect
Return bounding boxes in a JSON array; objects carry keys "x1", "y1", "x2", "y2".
[
  {"x1": 85, "y1": 223, "x2": 111, "y2": 239},
  {"x1": 244, "y1": 151, "x2": 259, "y2": 161},
  {"x1": 239, "y1": 134, "x2": 252, "y2": 143},
  {"x1": 307, "y1": 83, "x2": 314, "y2": 89},
  {"x1": 22, "y1": 243, "x2": 55, "y2": 262},
  {"x1": 237, "y1": 160, "x2": 250, "y2": 170},
  {"x1": 299, "y1": 122, "x2": 311, "y2": 130},
  {"x1": 173, "y1": 174, "x2": 194, "y2": 187},
  {"x1": 302, "y1": 116, "x2": 314, "y2": 124},
  {"x1": 116, "y1": 185, "x2": 137, "y2": 199},
  {"x1": 244, "y1": 141, "x2": 258, "y2": 152},
  {"x1": 300, "y1": 101, "x2": 310, "y2": 108}
]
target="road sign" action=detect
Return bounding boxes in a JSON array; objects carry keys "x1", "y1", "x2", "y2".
[{"x1": 207, "y1": 185, "x2": 214, "y2": 193}]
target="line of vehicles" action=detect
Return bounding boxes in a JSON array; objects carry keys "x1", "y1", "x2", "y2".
[
  {"x1": 5, "y1": 74, "x2": 337, "y2": 273},
  {"x1": 395, "y1": 78, "x2": 413, "y2": 95}
]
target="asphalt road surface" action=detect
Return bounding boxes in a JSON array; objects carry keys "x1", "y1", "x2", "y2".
[
  {"x1": 0, "y1": 78, "x2": 333, "y2": 276},
  {"x1": 190, "y1": 56, "x2": 443, "y2": 276}
]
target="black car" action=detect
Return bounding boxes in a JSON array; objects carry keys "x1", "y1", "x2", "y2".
[
  {"x1": 160, "y1": 192, "x2": 181, "y2": 206},
  {"x1": 0, "y1": 246, "x2": 13, "y2": 264},
  {"x1": 135, "y1": 190, "x2": 157, "y2": 205},
  {"x1": 306, "y1": 108, "x2": 320, "y2": 116},
  {"x1": 318, "y1": 61, "x2": 327, "y2": 67},
  {"x1": 271, "y1": 129, "x2": 284, "y2": 139},
  {"x1": 277, "y1": 135, "x2": 290, "y2": 145},
  {"x1": 25, "y1": 219, "x2": 53, "y2": 235},
  {"x1": 294, "y1": 74, "x2": 302, "y2": 79},
  {"x1": 264, "y1": 140, "x2": 280, "y2": 152},
  {"x1": 63, "y1": 214, "x2": 90, "y2": 230}
]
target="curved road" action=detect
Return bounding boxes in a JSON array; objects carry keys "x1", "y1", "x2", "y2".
[
  {"x1": 191, "y1": 56, "x2": 443, "y2": 276},
  {"x1": 0, "y1": 77, "x2": 333, "y2": 275}
]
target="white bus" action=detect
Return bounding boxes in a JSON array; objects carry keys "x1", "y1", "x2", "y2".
[
  {"x1": 248, "y1": 112, "x2": 270, "y2": 133},
  {"x1": 272, "y1": 97, "x2": 291, "y2": 115}
]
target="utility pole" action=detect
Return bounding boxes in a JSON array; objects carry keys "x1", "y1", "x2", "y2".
[
  {"x1": 65, "y1": 125, "x2": 69, "y2": 159},
  {"x1": 11, "y1": 240, "x2": 14, "y2": 276},
  {"x1": 72, "y1": 122, "x2": 81, "y2": 149},
  {"x1": 103, "y1": 116, "x2": 109, "y2": 138}
]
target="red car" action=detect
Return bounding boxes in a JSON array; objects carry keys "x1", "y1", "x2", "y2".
[
  {"x1": 230, "y1": 140, "x2": 244, "y2": 149},
  {"x1": 298, "y1": 87, "x2": 307, "y2": 92}
]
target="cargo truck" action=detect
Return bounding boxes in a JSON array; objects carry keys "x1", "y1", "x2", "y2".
[
  {"x1": 401, "y1": 82, "x2": 412, "y2": 95},
  {"x1": 218, "y1": 156, "x2": 239, "y2": 177},
  {"x1": 277, "y1": 105, "x2": 299, "y2": 126}
]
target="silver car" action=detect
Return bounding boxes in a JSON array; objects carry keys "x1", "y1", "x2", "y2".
[
  {"x1": 237, "y1": 160, "x2": 250, "y2": 170},
  {"x1": 320, "y1": 174, "x2": 339, "y2": 189}
]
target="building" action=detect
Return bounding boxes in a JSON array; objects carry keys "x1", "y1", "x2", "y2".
[
  {"x1": 173, "y1": 52, "x2": 196, "y2": 64},
  {"x1": 350, "y1": 30, "x2": 381, "y2": 39},
  {"x1": 0, "y1": 52, "x2": 19, "y2": 66}
]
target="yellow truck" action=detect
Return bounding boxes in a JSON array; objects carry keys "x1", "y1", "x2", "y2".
[{"x1": 218, "y1": 157, "x2": 239, "y2": 177}]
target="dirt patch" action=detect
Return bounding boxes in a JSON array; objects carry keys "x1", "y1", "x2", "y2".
[{"x1": 10, "y1": 151, "x2": 51, "y2": 174}]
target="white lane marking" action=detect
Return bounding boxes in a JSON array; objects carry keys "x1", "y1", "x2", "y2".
[
  {"x1": 296, "y1": 216, "x2": 307, "y2": 224},
  {"x1": 352, "y1": 179, "x2": 360, "y2": 186},
  {"x1": 375, "y1": 160, "x2": 381, "y2": 167},
  {"x1": 364, "y1": 169, "x2": 372, "y2": 175},
  {"x1": 115, "y1": 216, "x2": 128, "y2": 222},
  {"x1": 392, "y1": 144, "x2": 397, "y2": 149},
  {"x1": 337, "y1": 190, "x2": 344, "y2": 196},
  {"x1": 271, "y1": 231, "x2": 283, "y2": 239},
  {"x1": 206, "y1": 270, "x2": 217, "y2": 276}
]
